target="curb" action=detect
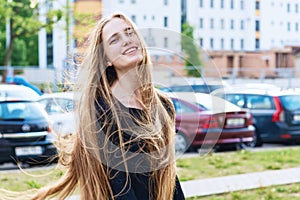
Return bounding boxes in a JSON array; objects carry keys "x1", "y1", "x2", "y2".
[{"x1": 181, "y1": 167, "x2": 300, "y2": 198}]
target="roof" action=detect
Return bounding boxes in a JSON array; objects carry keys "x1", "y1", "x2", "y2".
[{"x1": 211, "y1": 87, "x2": 300, "y2": 97}]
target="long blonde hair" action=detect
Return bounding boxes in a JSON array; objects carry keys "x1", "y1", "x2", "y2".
[{"x1": 30, "y1": 12, "x2": 177, "y2": 200}]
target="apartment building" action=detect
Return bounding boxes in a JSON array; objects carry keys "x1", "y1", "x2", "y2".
[
  {"x1": 38, "y1": 0, "x2": 101, "y2": 69},
  {"x1": 38, "y1": 0, "x2": 69, "y2": 69},
  {"x1": 186, "y1": 0, "x2": 300, "y2": 51},
  {"x1": 38, "y1": 0, "x2": 300, "y2": 79}
]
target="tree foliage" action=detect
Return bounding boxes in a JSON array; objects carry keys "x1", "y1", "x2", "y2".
[
  {"x1": 181, "y1": 22, "x2": 203, "y2": 77},
  {"x1": 0, "y1": 0, "x2": 63, "y2": 66}
]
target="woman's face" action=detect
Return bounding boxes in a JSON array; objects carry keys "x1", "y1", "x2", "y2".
[{"x1": 102, "y1": 17, "x2": 143, "y2": 74}]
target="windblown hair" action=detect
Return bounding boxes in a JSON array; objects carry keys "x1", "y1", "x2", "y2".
[{"x1": 29, "y1": 12, "x2": 177, "y2": 200}]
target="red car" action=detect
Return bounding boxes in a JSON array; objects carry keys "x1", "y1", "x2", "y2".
[{"x1": 168, "y1": 92, "x2": 255, "y2": 153}]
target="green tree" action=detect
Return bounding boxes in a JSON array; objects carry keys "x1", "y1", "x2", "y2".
[
  {"x1": 0, "y1": 0, "x2": 63, "y2": 66},
  {"x1": 181, "y1": 22, "x2": 203, "y2": 77}
]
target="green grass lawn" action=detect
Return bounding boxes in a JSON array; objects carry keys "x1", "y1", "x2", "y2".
[
  {"x1": 176, "y1": 147, "x2": 300, "y2": 181},
  {"x1": 188, "y1": 182, "x2": 300, "y2": 200},
  {"x1": 1, "y1": 146, "x2": 300, "y2": 199}
]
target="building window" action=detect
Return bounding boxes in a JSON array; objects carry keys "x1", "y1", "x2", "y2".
[
  {"x1": 255, "y1": 20, "x2": 260, "y2": 31},
  {"x1": 199, "y1": 38, "x2": 203, "y2": 47},
  {"x1": 164, "y1": 16, "x2": 168, "y2": 27},
  {"x1": 287, "y1": 22, "x2": 291, "y2": 31},
  {"x1": 296, "y1": 22, "x2": 299, "y2": 31},
  {"x1": 199, "y1": 18, "x2": 204, "y2": 29},
  {"x1": 164, "y1": 0, "x2": 168, "y2": 6},
  {"x1": 230, "y1": 38, "x2": 234, "y2": 50},
  {"x1": 255, "y1": 39, "x2": 260, "y2": 49},
  {"x1": 164, "y1": 37, "x2": 168, "y2": 48},
  {"x1": 210, "y1": 38, "x2": 214, "y2": 49},
  {"x1": 131, "y1": 0, "x2": 136, "y2": 4},
  {"x1": 210, "y1": 18, "x2": 214, "y2": 29},
  {"x1": 230, "y1": 19, "x2": 234, "y2": 30},
  {"x1": 143, "y1": 15, "x2": 147, "y2": 20},
  {"x1": 46, "y1": 32, "x2": 53, "y2": 68},
  {"x1": 210, "y1": 0, "x2": 214, "y2": 8},
  {"x1": 119, "y1": 0, "x2": 124, "y2": 3},
  {"x1": 152, "y1": 15, "x2": 155, "y2": 20},
  {"x1": 287, "y1": 3, "x2": 290, "y2": 12},
  {"x1": 220, "y1": 19, "x2": 225, "y2": 29},
  {"x1": 240, "y1": 39, "x2": 244, "y2": 50},
  {"x1": 131, "y1": 15, "x2": 136, "y2": 23},
  {"x1": 296, "y1": 4, "x2": 299, "y2": 13},
  {"x1": 221, "y1": 38, "x2": 224, "y2": 49},
  {"x1": 240, "y1": 0, "x2": 244, "y2": 9},
  {"x1": 199, "y1": 0, "x2": 203, "y2": 7},
  {"x1": 230, "y1": 0, "x2": 234, "y2": 9},
  {"x1": 220, "y1": 0, "x2": 224, "y2": 8},
  {"x1": 255, "y1": 1, "x2": 260, "y2": 10},
  {"x1": 240, "y1": 20, "x2": 244, "y2": 30}
]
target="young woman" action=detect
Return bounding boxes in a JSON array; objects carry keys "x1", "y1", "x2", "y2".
[{"x1": 29, "y1": 12, "x2": 185, "y2": 200}]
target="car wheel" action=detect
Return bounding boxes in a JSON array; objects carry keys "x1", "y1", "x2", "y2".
[
  {"x1": 244, "y1": 133, "x2": 257, "y2": 148},
  {"x1": 254, "y1": 131, "x2": 263, "y2": 147},
  {"x1": 244, "y1": 129, "x2": 263, "y2": 148},
  {"x1": 175, "y1": 131, "x2": 189, "y2": 154}
]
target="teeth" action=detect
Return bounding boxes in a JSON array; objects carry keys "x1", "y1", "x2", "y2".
[{"x1": 124, "y1": 47, "x2": 136, "y2": 54}]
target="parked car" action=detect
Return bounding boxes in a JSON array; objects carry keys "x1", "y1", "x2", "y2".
[
  {"x1": 0, "y1": 84, "x2": 41, "y2": 101},
  {"x1": 212, "y1": 87, "x2": 300, "y2": 146},
  {"x1": 160, "y1": 83, "x2": 225, "y2": 94},
  {"x1": 37, "y1": 92, "x2": 76, "y2": 136},
  {"x1": 0, "y1": 100, "x2": 57, "y2": 165},
  {"x1": 167, "y1": 93, "x2": 255, "y2": 153}
]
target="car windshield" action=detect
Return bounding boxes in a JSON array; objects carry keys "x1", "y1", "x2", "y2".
[
  {"x1": 198, "y1": 97, "x2": 241, "y2": 112},
  {"x1": 0, "y1": 101, "x2": 47, "y2": 120},
  {"x1": 279, "y1": 95, "x2": 300, "y2": 111}
]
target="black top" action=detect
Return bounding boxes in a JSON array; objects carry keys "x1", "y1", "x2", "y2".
[{"x1": 96, "y1": 96, "x2": 185, "y2": 200}]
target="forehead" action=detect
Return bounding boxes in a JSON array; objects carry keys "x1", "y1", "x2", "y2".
[{"x1": 102, "y1": 17, "x2": 132, "y2": 41}]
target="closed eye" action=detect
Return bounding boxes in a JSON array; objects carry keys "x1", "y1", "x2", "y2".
[{"x1": 109, "y1": 35, "x2": 119, "y2": 44}]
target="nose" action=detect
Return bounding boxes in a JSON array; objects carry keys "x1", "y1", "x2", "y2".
[{"x1": 121, "y1": 34, "x2": 132, "y2": 46}]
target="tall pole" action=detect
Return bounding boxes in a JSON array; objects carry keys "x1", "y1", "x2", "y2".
[
  {"x1": 6, "y1": 0, "x2": 12, "y2": 67},
  {"x1": 5, "y1": 0, "x2": 13, "y2": 83}
]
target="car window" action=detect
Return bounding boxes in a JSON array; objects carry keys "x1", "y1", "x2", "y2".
[
  {"x1": 171, "y1": 99, "x2": 196, "y2": 114},
  {"x1": 171, "y1": 85, "x2": 193, "y2": 92},
  {"x1": 0, "y1": 102, "x2": 46, "y2": 119},
  {"x1": 39, "y1": 98, "x2": 73, "y2": 114},
  {"x1": 279, "y1": 95, "x2": 300, "y2": 111},
  {"x1": 225, "y1": 94, "x2": 245, "y2": 107},
  {"x1": 245, "y1": 95, "x2": 273, "y2": 110}
]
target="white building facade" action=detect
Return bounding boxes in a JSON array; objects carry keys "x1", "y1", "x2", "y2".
[
  {"x1": 38, "y1": 0, "x2": 300, "y2": 69},
  {"x1": 38, "y1": 0, "x2": 74, "y2": 69},
  {"x1": 186, "y1": 0, "x2": 300, "y2": 51}
]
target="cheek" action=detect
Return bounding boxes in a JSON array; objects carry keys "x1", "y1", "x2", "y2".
[{"x1": 104, "y1": 46, "x2": 119, "y2": 61}]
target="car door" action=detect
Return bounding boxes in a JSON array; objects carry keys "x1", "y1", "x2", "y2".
[{"x1": 244, "y1": 94, "x2": 276, "y2": 141}]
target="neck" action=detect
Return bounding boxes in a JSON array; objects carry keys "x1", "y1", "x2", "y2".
[{"x1": 111, "y1": 68, "x2": 143, "y2": 108}]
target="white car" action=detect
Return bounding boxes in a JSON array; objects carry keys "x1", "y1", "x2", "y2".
[{"x1": 38, "y1": 92, "x2": 76, "y2": 136}]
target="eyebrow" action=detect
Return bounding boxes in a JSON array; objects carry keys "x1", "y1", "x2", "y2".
[{"x1": 107, "y1": 27, "x2": 133, "y2": 42}]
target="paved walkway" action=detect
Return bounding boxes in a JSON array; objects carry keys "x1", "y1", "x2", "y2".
[
  {"x1": 181, "y1": 167, "x2": 300, "y2": 198},
  {"x1": 67, "y1": 167, "x2": 300, "y2": 199}
]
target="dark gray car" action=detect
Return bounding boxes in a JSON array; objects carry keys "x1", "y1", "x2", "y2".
[
  {"x1": 0, "y1": 100, "x2": 57, "y2": 165},
  {"x1": 213, "y1": 88, "x2": 300, "y2": 146}
]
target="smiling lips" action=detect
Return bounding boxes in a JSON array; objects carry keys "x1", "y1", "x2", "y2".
[{"x1": 122, "y1": 47, "x2": 138, "y2": 55}]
